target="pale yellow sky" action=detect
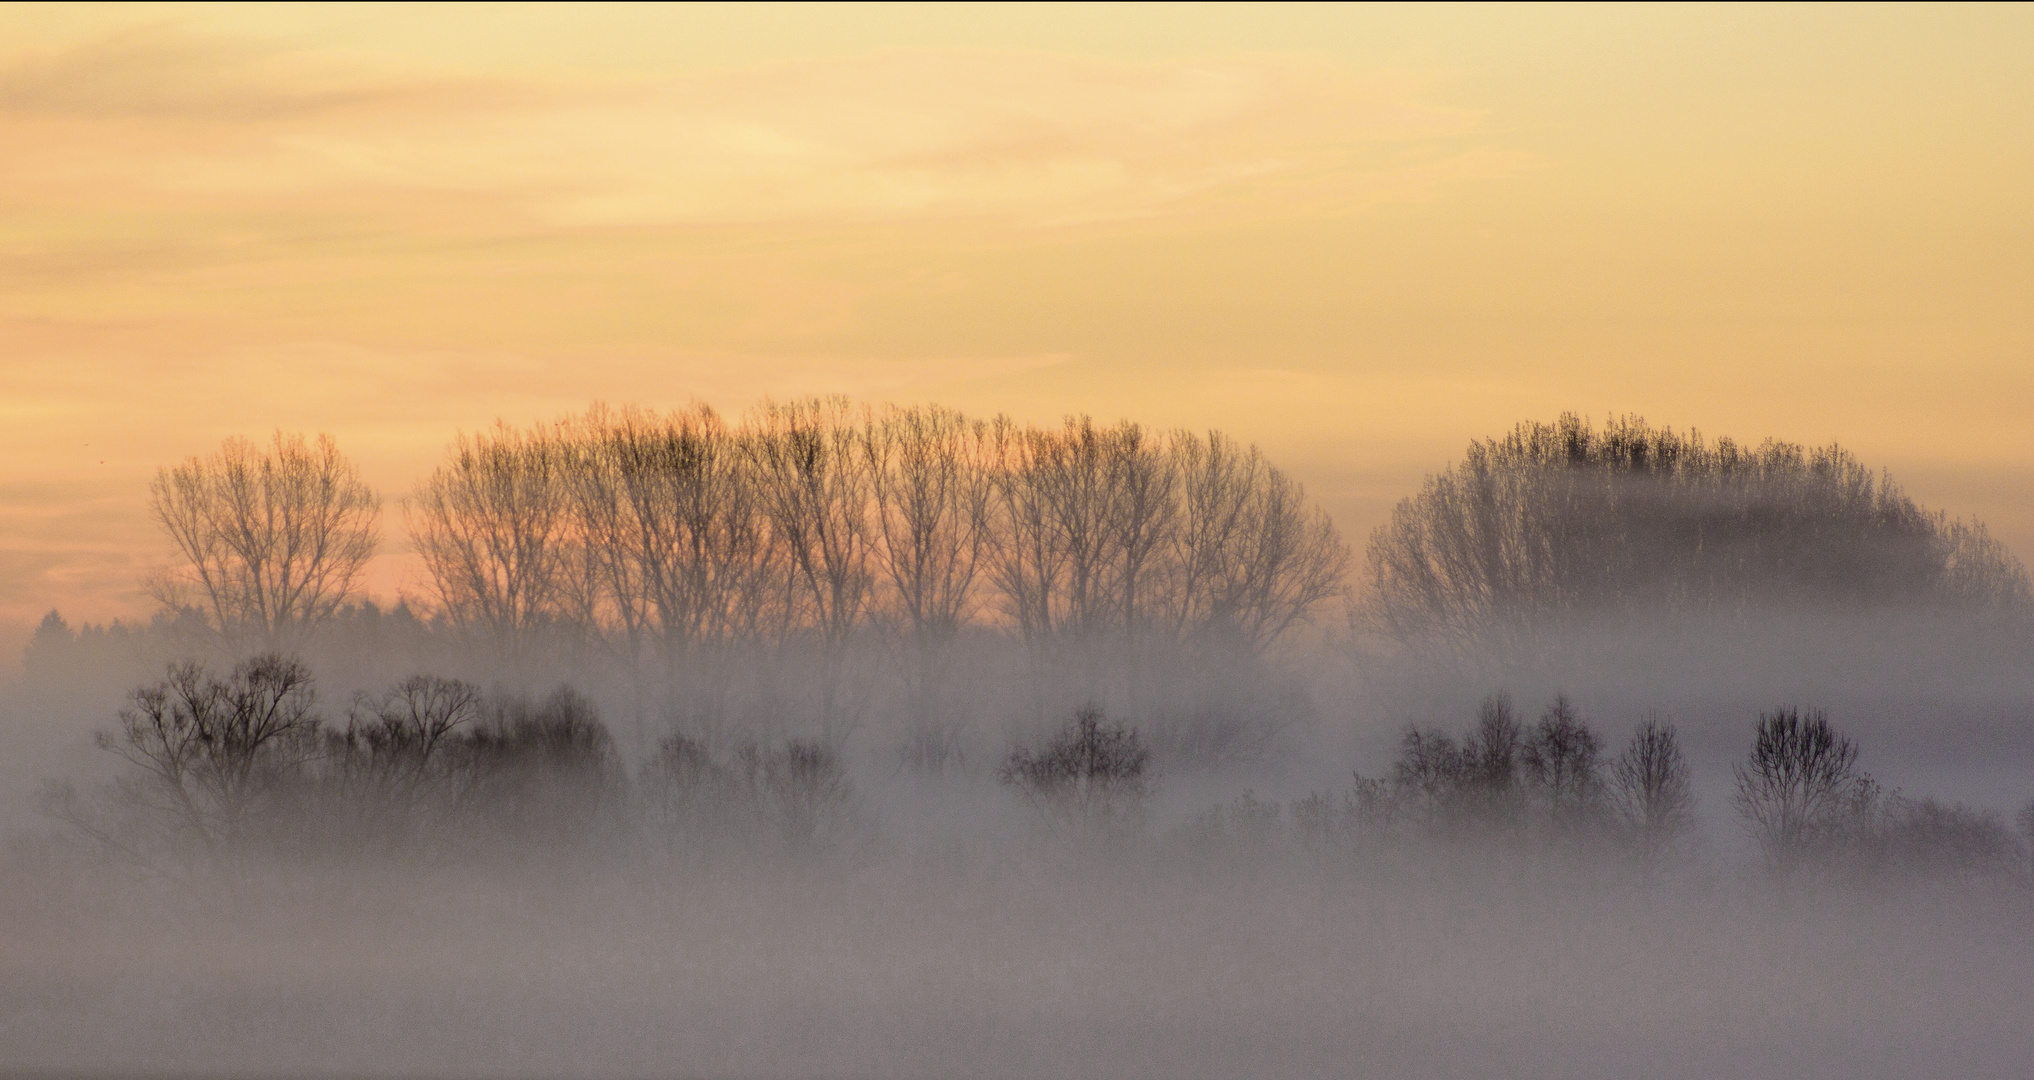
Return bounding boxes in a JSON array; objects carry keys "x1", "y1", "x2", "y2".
[{"x1": 3, "y1": 3, "x2": 2031, "y2": 646}]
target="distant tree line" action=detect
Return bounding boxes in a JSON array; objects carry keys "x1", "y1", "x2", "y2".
[
  {"x1": 407, "y1": 400, "x2": 1348, "y2": 666},
  {"x1": 1232, "y1": 696, "x2": 2030, "y2": 888},
  {"x1": 44, "y1": 654, "x2": 855, "y2": 870},
  {"x1": 51, "y1": 656, "x2": 2034, "y2": 891},
  {"x1": 1367, "y1": 413, "x2": 2032, "y2": 650},
  {"x1": 126, "y1": 401, "x2": 1349, "y2": 764}
]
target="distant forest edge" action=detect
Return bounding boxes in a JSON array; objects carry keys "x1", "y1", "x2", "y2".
[
  {"x1": 32, "y1": 403, "x2": 2030, "y2": 662},
  {"x1": 1367, "y1": 413, "x2": 2031, "y2": 650}
]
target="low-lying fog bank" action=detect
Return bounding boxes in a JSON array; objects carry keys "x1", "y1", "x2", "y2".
[{"x1": 3, "y1": 852, "x2": 2031, "y2": 1080}]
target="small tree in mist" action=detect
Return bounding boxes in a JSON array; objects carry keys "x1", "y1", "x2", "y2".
[
  {"x1": 1000, "y1": 705, "x2": 1152, "y2": 828},
  {"x1": 1522, "y1": 696, "x2": 1605, "y2": 835},
  {"x1": 1609, "y1": 718, "x2": 1694, "y2": 873},
  {"x1": 1385, "y1": 693, "x2": 1608, "y2": 845},
  {"x1": 1732, "y1": 708, "x2": 1872, "y2": 875},
  {"x1": 151, "y1": 432, "x2": 379, "y2": 649},
  {"x1": 70, "y1": 655, "x2": 321, "y2": 856}
]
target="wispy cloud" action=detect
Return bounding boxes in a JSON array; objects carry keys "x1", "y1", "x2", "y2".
[{"x1": 0, "y1": 28, "x2": 1525, "y2": 245}]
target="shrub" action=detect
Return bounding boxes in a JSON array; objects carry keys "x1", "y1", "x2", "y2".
[
  {"x1": 1867, "y1": 797, "x2": 2023, "y2": 884},
  {"x1": 642, "y1": 733, "x2": 854, "y2": 854},
  {"x1": 446, "y1": 686, "x2": 623, "y2": 847},
  {"x1": 316, "y1": 675, "x2": 483, "y2": 849},
  {"x1": 1000, "y1": 705, "x2": 1151, "y2": 826}
]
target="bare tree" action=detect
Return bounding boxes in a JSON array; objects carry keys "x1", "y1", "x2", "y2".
[
  {"x1": 95, "y1": 654, "x2": 321, "y2": 852},
  {"x1": 749, "y1": 397, "x2": 878, "y2": 650},
  {"x1": 1522, "y1": 696, "x2": 1604, "y2": 831},
  {"x1": 866, "y1": 404, "x2": 995, "y2": 767},
  {"x1": 986, "y1": 415, "x2": 1071, "y2": 648},
  {"x1": 409, "y1": 422, "x2": 576, "y2": 664},
  {"x1": 1167, "y1": 431, "x2": 1258, "y2": 638},
  {"x1": 569, "y1": 405, "x2": 789, "y2": 670},
  {"x1": 1107, "y1": 423, "x2": 1179, "y2": 664},
  {"x1": 1610, "y1": 717, "x2": 1694, "y2": 873},
  {"x1": 1219, "y1": 462, "x2": 1349, "y2": 649},
  {"x1": 1731, "y1": 707, "x2": 1871, "y2": 874},
  {"x1": 151, "y1": 432, "x2": 379, "y2": 649},
  {"x1": 324, "y1": 675, "x2": 483, "y2": 844}
]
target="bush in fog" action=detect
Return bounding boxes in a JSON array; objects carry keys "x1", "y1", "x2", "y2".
[
  {"x1": 316, "y1": 675, "x2": 483, "y2": 848},
  {"x1": 1373, "y1": 694, "x2": 1613, "y2": 846},
  {"x1": 1731, "y1": 708, "x2": 1874, "y2": 875},
  {"x1": 150, "y1": 433, "x2": 380, "y2": 650},
  {"x1": 1001, "y1": 705, "x2": 1151, "y2": 826},
  {"x1": 54, "y1": 658, "x2": 636, "y2": 865},
  {"x1": 1177, "y1": 789, "x2": 1284, "y2": 863},
  {"x1": 1608, "y1": 718, "x2": 1694, "y2": 872},
  {"x1": 1390, "y1": 696, "x2": 1524, "y2": 836},
  {"x1": 454, "y1": 687, "x2": 625, "y2": 846},
  {"x1": 1367, "y1": 413, "x2": 2031, "y2": 651},
  {"x1": 1863, "y1": 797, "x2": 2024, "y2": 884},
  {"x1": 2021, "y1": 799, "x2": 2034, "y2": 858},
  {"x1": 642, "y1": 733, "x2": 855, "y2": 855}
]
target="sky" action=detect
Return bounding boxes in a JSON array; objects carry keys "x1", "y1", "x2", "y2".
[{"x1": 3, "y1": 2, "x2": 2031, "y2": 647}]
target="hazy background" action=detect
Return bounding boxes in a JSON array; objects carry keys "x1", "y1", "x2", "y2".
[{"x1": 4, "y1": 2, "x2": 2032, "y2": 665}]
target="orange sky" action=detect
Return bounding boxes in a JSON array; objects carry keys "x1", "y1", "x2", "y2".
[{"x1": 3, "y1": 3, "x2": 2031, "y2": 652}]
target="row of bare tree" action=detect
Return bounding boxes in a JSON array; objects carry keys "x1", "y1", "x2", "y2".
[
  {"x1": 408, "y1": 401, "x2": 1349, "y2": 667},
  {"x1": 149, "y1": 402, "x2": 1350, "y2": 670}
]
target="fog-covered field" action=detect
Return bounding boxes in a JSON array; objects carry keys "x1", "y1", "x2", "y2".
[
  {"x1": 4, "y1": 409, "x2": 2033, "y2": 1079},
  {"x1": 4, "y1": 835, "x2": 2032, "y2": 1079}
]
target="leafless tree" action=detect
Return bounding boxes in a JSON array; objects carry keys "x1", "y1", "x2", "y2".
[
  {"x1": 1522, "y1": 696, "x2": 1604, "y2": 831},
  {"x1": 1108, "y1": 423, "x2": 1180, "y2": 662},
  {"x1": 985, "y1": 416, "x2": 1072, "y2": 648},
  {"x1": 1610, "y1": 717, "x2": 1694, "y2": 873},
  {"x1": 1731, "y1": 707, "x2": 1871, "y2": 874},
  {"x1": 1218, "y1": 461, "x2": 1349, "y2": 650},
  {"x1": 323, "y1": 675, "x2": 482, "y2": 844},
  {"x1": 1166, "y1": 431, "x2": 1259, "y2": 638},
  {"x1": 94, "y1": 654, "x2": 321, "y2": 852},
  {"x1": 568, "y1": 406, "x2": 789, "y2": 676},
  {"x1": 749, "y1": 397, "x2": 877, "y2": 649},
  {"x1": 151, "y1": 432, "x2": 379, "y2": 650},
  {"x1": 410, "y1": 422, "x2": 577, "y2": 665},
  {"x1": 865, "y1": 404, "x2": 995, "y2": 767}
]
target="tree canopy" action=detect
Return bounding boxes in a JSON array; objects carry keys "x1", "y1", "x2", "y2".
[{"x1": 1367, "y1": 413, "x2": 2029, "y2": 648}]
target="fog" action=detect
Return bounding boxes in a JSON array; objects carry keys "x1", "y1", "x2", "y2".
[{"x1": 3, "y1": 408, "x2": 2033, "y2": 1079}]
